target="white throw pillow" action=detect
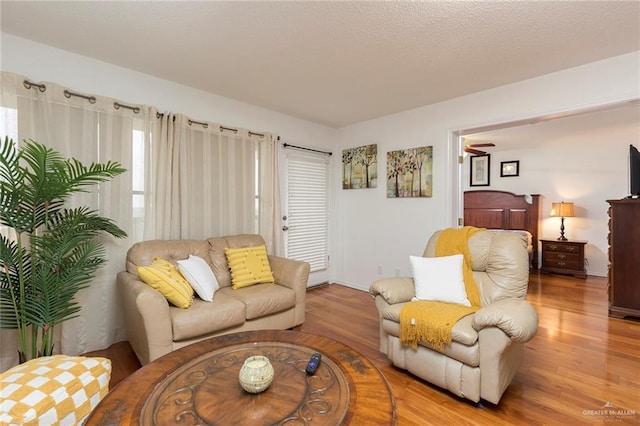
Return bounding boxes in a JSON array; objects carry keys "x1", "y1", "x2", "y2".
[
  {"x1": 177, "y1": 255, "x2": 219, "y2": 302},
  {"x1": 410, "y1": 254, "x2": 471, "y2": 306}
]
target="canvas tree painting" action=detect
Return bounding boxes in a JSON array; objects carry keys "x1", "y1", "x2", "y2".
[
  {"x1": 387, "y1": 146, "x2": 433, "y2": 198},
  {"x1": 342, "y1": 144, "x2": 377, "y2": 189}
]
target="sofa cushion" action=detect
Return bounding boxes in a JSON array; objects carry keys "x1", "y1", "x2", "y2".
[
  {"x1": 225, "y1": 245, "x2": 275, "y2": 289},
  {"x1": 207, "y1": 234, "x2": 268, "y2": 288},
  {"x1": 382, "y1": 303, "x2": 478, "y2": 346},
  {"x1": 138, "y1": 258, "x2": 194, "y2": 308},
  {"x1": 382, "y1": 315, "x2": 480, "y2": 367},
  {"x1": 170, "y1": 292, "x2": 246, "y2": 341},
  {"x1": 126, "y1": 239, "x2": 212, "y2": 276},
  {"x1": 410, "y1": 254, "x2": 471, "y2": 306},
  {"x1": 382, "y1": 302, "x2": 479, "y2": 366},
  {"x1": 424, "y1": 230, "x2": 530, "y2": 306},
  {"x1": 219, "y1": 284, "x2": 296, "y2": 320},
  {"x1": 177, "y1": 255, "x2": 219, "y2": 302}
]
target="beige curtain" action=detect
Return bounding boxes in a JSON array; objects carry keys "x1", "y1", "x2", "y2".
[
  {"x1": 0, "y1": 72, "x2": 283, "y2": 372},
  {"x1": 0, "y1": 72, "x2": 148, "y2": 371},
  {"x1": 144, "y1": 111, "x2": 180, "y2": 239},
  {"x1": 146, "y1": 111, "x2": 282, "y2": 251},
  {"x1": 260, "y1": 134, "x2": 284, "y2": 256}
]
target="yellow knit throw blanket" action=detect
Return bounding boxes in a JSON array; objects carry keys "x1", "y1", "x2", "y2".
[{"x1": 400, "y1": 226, "x2": 483, "y2": 350}]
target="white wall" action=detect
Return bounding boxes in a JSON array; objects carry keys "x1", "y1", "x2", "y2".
[{"x1": 332, "y1": 52, "x2": 639, "y2": 290}]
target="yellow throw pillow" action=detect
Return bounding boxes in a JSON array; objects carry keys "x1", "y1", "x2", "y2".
[
  {"x1": 138, "y1": 257, "x2": 194, "y2": 308},
  {"x1": 225, "y1": 245, "x2": 275, "y2": 289}
]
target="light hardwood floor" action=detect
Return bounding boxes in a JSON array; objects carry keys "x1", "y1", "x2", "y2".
[{"x1": 87, "y1": 272, "x2": 640, "y2": 425}]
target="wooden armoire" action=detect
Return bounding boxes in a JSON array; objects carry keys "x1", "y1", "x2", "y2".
[{"x1": 607, "y1": 199, "x2": 640, "y2": 319}]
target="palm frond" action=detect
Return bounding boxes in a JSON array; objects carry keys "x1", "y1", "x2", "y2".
[
  {"x1": 64, "y1": 158, "x2": 126, "y2": 192},
  {"x1": 46, "y1": 207, "x2": 127, "y2": 240},
  {"x1": 0, "y1": 234, "x2": 33, "y2": 329},
  {"x1": 20, "y1": 140, "x2": 69, "y2": 203},
  {"x1": 0, "y1": 139, "x2": 33, "y2": 232},
  {"x1": 0, "y1": 136, "x2": 22, "y2": 185},
  {"x1": 26, "y1": 264, "x2": 81, "y2": 327}
]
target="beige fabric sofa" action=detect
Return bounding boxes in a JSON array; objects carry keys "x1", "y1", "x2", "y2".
[
  {"x1": 369, "y1": 229, "x2": 538, "y2": 404},
  {"x1": 118, "y1": 234, "x2": 310, "y2": 365}
]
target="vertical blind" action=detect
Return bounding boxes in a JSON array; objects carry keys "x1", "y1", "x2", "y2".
[{"x1": 286, "y1": 155, "x2": 329, "y2": 272}]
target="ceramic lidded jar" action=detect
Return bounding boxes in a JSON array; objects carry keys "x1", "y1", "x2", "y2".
[{"x1": 239, "y1": 355, "x2": 274, "y2": 393}]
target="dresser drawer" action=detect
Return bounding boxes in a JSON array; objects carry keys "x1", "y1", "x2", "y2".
[
  {"x1": 543, "y1": 242, "x2": 580, "y2": 253},
  {"x1": 543, "y1": 258, "x2": 580, "y2": 270},
  {"x1": 544, "y1": 252, "x2": 579, "y2": 262}
]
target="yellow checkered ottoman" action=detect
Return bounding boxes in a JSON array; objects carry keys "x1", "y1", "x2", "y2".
[{"x1": 0, "y1": 355, "x2": 111, "y2": 426}]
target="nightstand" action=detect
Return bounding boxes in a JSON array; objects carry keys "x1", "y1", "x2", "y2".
[{"x1": 540, "y1": 239, "x2": 587, "y2": 279}]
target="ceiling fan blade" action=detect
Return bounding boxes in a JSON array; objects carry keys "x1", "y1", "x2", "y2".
[
  {"x1": 467, "y1": 143, "x2": 495, "y2": 148},
  {"x1": 464, "y1": 147, "x2": 486, "y2": 155}
]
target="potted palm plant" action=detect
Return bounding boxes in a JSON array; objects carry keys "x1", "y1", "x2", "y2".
[{"x1": 0, "y1": 137, "x2": 127, "y2": 362}]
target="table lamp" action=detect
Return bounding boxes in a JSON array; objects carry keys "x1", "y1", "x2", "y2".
[{"x1": 550, "y1": 201, "x2": 575, "y2": 241}]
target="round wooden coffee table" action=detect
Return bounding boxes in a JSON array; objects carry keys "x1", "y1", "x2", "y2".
[{"x1": 86, "y1": 330, "x2": 396, "y2": 425}]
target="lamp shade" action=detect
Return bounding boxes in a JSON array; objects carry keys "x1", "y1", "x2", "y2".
[{"x1": 550, "y1": 202, "x2": 575, "y2": 218}]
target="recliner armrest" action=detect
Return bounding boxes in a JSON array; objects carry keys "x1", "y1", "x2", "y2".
[
  {"x1": 369, "y1": 277, "x2": 415, "y2": 305},
  {"x1": 472, "y1": 299, "x2": 538, "y2": 343}
]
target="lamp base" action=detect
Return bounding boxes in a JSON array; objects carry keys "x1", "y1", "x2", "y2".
[{"x1": 557, "y1": 217, "x2": 568, "y2": 241}]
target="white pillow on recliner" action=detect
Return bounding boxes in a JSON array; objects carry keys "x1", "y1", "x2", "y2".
[
  {"x1": 177, "y1": 255, "x2": 219, "y2": 302},
  {"x1": 410, "y1": 254, "x2": 471, "y2": 306}
]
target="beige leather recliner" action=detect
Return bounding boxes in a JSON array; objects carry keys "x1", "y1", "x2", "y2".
[
  {"x1": 118, "y1": 234, "x2": 310, "y2": 365},
  {"x1": 369, "y1": 229, "x2": 538, "y2": 404}
]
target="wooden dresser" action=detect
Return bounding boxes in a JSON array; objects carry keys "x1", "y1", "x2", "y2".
[
  {"x1": 540, "y1": 239, "x2": 587, "y2": 279},
  {"x1": 607, "y1": 199, "x2": 640, "y2": 319}
]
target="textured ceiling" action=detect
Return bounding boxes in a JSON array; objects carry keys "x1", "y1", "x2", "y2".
[{"x1": 1, "y1": 1, "x2": 639, "y2": 128}]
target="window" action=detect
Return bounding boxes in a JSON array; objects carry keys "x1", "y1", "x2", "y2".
[
  {"x1": 132, "y1": 129, "x2": 145, "y2": 241},
  {"x1": 1, "y1": 107, "x2": 18, "y2": 142},
  {"x1": 0, "y1": 107, "x2": 18, "y2": 240}
]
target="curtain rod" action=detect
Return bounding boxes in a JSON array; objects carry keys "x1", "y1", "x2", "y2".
[
  {"x1": 114, "y1": 101, "x2": 141, "y2": 114},
  {"x1": 24, "y1": 80, "x2": 142, "y2": 114},
  {"x1": 23, "y1": 80, "x2": 46, "y2": 92},
  {"x1": 189, "y1": 119, "x2": 209, "y2": 129},
  {"x1": 64, "y1": 89, "x2": 96, "y2": 104},
  {"x1": 156, "y1": 112, "x2": 264, "y2": 137},
  {"x1": 282, "y1": 143, "x2": 332, "y2": 156},
  {"x1": 64, "y1": 90, "x2": 143, "y2": 114},
  {"x1": 22, "y1": 78, "x2": 265, "y2": 135}
]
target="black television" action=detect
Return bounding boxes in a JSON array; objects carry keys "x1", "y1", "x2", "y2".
[{"x1": 629, "y1": 144, "x2": 640, "y2": 199}]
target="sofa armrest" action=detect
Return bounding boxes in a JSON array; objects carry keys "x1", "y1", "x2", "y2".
[
  {"x1": 268, "y1": 255, "x2": 310, "y2": 291},
  {"x1": 472, "y1": 299, "x2": 538, "y2": 343},
  {"x1": 117, "y1": 271, "x2": 173, "y2": 365},
  {"x1": 369, "y1": 277, "x2": 415, "y2": 305},
  {"x1": 268, "y1": 255, "x2": 310, "y2": 325}
]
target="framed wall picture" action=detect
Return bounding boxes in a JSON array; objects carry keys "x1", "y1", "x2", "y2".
[
  {"x1": 342, "y1": 144, "x2": 378, "y2": 189},
  {"x1": 500, "y1": 160, "x2": 520, "y2": 177},
  {"x1": 386, "y1": 146, "x2": 433, "y2": 197},
  {"x1": 470, "y1": 154, "x2": 490, "y2": 186}
]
